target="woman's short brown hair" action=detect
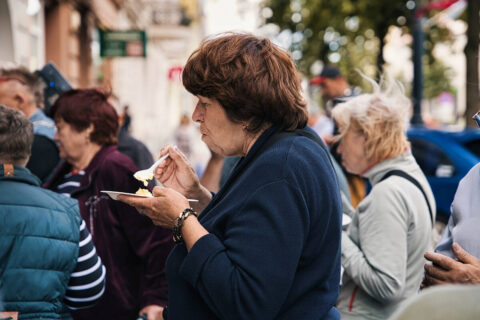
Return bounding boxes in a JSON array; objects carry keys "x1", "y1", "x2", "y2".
[
  {"x1": 182, "y1": 33, "x2": 308, "y2": 133},
  {"x1": 50, "y1": 89, "x2": 118, "y2": 146}
]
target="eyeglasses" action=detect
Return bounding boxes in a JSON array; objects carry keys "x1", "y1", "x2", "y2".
[{"x1": 473, "y1": 111, "x2": 480, "y2": 128}]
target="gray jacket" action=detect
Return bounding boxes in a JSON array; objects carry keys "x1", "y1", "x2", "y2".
[{"x1": 337, "y1": 151, "x2": 435, "y2": 320}]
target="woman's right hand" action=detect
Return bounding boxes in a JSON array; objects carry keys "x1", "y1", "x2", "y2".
[{"x1": 155, "y1": 145, "x2": 212, "y2": 211}]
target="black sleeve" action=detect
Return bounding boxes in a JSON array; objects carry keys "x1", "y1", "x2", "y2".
[
  {"x1": 27, "y1": 134, "x2": 60, "y2": 183},
  {"x1": 134, "y1": 144, "x2": 154, "y2": 170},
  {"x1": 117, "y1": 131, "x2": 154, "y2": 170}
]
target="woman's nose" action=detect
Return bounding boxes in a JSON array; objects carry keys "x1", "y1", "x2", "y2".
[{"x1": 192, "y1": 103, "x2": 203, "y2": 122}]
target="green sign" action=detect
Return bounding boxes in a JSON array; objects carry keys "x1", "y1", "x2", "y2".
[{"x1": 99, "y1": 29, "x2": 147, "y2": 57}]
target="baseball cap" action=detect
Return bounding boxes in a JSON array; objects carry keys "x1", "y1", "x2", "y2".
[{"x1": 310, "y1": 66, "x2": 342, "y2": 85}]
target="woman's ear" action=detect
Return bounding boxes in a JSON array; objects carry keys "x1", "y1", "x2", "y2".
[
  {"x1": 14, "y1": 93, "x2": 24, "y2": 105},
  {"x1": 85, "y1": 124, "x2": 94, "y2": 142}
]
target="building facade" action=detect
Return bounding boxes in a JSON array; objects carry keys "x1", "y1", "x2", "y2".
[{"x1": 1, "y1": 0, "x2": 204, "y2": 159}]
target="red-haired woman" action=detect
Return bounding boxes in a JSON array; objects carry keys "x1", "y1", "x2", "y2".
[
  {"x1": 119, "y1": 33, "x2": 342, "y2": 320},
  {"x1": 44, "y1": 89, "x2": 173, "y2": 320}
]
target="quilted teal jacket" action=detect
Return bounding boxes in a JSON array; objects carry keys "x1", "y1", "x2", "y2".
[{"x1": 0, "y1": 164, "x2": 81, "y2": 319}]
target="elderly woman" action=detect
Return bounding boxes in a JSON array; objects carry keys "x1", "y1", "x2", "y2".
[
  {"x1": 332, "y1": 77, "x2": 435, "y2": 319},
  {"x1": 44, "y1": 89, "x2": 174, "y2": 320},
  {"x1": 119, "y1": 33, "x2": 342, "y2": 320}
]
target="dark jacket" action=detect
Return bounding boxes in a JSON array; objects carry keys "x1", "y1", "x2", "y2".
[
  {"x1": 165, "y1": 126, "x2": 342, "y2": 320},
  {"x1": 117, "y1": 126, "x2": 154, "y2": 170},
  {"x1": 27, "y1": 134, "x2": 60, "y2": 183},
  {"x1": 44, "y1": 146, "x2": 174, "y2": 320},
  {"x1": 27, "y1": 110, "x2": 60, "y2": 183},
  {"x1": 0, "y1": 164, "x2": 81, "y2": 319}
]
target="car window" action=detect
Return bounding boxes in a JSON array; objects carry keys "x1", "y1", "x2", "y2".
[
  {"x1": 463, "y1": 139, "x2": 480, "y2": 158},
  {"x1": 410, "y1": 139, "x2": 456, "y2": 177}
]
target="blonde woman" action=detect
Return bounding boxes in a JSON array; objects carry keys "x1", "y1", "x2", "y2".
[{"x1": 333, "y1": 76, "x2": 435, "y2": 319}]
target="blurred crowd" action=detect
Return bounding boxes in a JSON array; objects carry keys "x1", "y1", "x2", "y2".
[{"x1": 1, "y1": 33, "x2": 480, "y2": 320}]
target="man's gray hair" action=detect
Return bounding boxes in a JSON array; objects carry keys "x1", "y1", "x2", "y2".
[
  {"x1": 0, "y1": 66, "x2": 45, "y2": 110},
  {"x1": 0, "y1": 104, "x2": 34, "y2": 164}
]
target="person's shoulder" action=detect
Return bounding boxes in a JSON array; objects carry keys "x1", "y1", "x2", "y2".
[
  {"x1": 259, "y1": 131, "x2": 333, "y2": 182},
  {"x1": 117, "y1": 131, "x2": 154, "y2": 166},
  {"x1": 36, "y1": 187, "x2": 82, "y2": 226},
  {"x1": 13, "y1": 181, "x2": 80, "y2": 214},
  {"x1": 452, "y1": 162, "x2": 480, "y2": 202},
  {"x1": 95, "y1": 147, "x2": 138, "y2": 185},
  {"x1": 30, "y1": 110, "x2": 56, "y2": 139},
  {"x1": 32, "y1": 134, "x2": 57, "y2": 150},
  {"x1": 369, "y1": 174, "x2": 414, "y2": 210},
  {"x1": 462, "y1": 162, "x2": 480, "y2": 182},
  {"x1": 40, "y1": 185, "x2": 79, "y2": 207},
  {"x1": 101, "y1": 147, "x2": 137, "y2": 171},
  {"x1": 287, "y1": 133, "x2": 330, "y2": 166}
]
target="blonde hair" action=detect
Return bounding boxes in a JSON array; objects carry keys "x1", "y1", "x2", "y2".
[{"x1": 332, "y1": 74, "x2": 411, "y2": 163}]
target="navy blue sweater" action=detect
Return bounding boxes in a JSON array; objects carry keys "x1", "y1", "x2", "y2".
[{"x1": 165, "y1": 126, "x2": 342, "y2": 319}]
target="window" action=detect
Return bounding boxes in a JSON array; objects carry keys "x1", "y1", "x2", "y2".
[
  {"x1": 463, "y1": 139, "x2": 480, "y2": 158},
  {"x1": 410, "y1": 139, "x2": 456, "y2": 177}
]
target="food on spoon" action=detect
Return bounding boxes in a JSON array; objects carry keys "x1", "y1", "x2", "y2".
[
  {"x1": 134, "y1": 171, "x2": 153, "y2": 187},
  {"x1": 135, "y1": 188, "x2": 152, "y2": 196}
]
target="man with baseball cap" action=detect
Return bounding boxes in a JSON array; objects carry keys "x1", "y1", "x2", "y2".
[{"x1": 310, "y1": 65, "x2": 356, "y2": 112}]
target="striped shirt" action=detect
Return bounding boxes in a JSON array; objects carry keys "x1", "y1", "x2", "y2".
[
  {"x1": 65, "y1": 220, "x2": 106, "y2": 309},
  {"x1": 55, "y1": 170, "x2": 85, "y2": 197},
  {"x1": 56, "y1": 171, "x2": 106, "y2": 309}
]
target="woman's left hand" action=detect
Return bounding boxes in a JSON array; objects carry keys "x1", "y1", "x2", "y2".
[{"x1": 118, "y1": 186, "x2": 189, "y2": 229}]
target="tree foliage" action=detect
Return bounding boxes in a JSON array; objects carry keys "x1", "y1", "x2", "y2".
[
  {"x1": 263, "y1": 0, "x2": 411, "y2": 76},
  {"x1": 262, "y1": 0, "x2": 455, "y2": 98}
]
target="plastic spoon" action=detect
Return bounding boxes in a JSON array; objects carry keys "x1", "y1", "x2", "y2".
[{"x1": 133, "y1": 153, "x2": 169, "y2": 186}]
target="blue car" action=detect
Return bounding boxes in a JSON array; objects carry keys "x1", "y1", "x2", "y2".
[{"x1": 407, "y1": 127, "x2": 480, "y2": 223}]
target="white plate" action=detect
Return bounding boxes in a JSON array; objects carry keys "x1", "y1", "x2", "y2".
[
  {"x1": 101, "y1": 190, "x2": 199, "y2": 202},
  {"x1": 101, "y1": 190, "x2": 152, "y2": 200}
]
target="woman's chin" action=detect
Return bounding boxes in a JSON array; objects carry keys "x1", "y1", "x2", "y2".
[{"x1": 342, "y1": 163, "x2": 357, "y2": 175}]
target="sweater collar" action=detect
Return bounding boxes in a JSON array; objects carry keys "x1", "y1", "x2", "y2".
[{"x1": 0, "y1": 164, "x2": 41, "y2": 186}]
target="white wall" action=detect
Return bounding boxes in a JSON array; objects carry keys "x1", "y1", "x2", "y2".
[
  {"x1": 0, "y1": 0, "x2": 15, "y2": 66},
  {"x1": 1, "y1": 0, "x2": 45, "y2": 69}
]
